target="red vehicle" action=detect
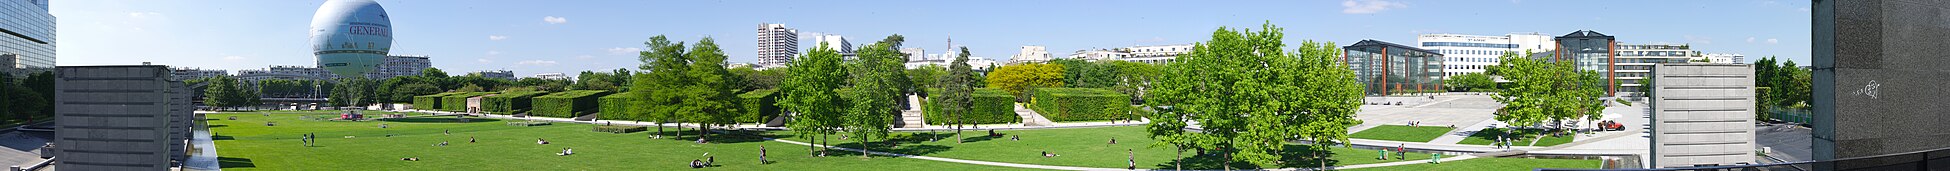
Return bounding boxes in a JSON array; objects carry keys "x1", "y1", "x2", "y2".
[{"x1": 1599, "y1": 120, "x2": 1626, "y2": 131}]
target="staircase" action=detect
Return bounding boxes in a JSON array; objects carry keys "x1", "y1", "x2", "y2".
[
  {"x1": 1015, "y1": 104, "x2": 1053, "y2": 126},
  {"x1": 896, "y1": 110, "x2": 926, "y2": 128}
]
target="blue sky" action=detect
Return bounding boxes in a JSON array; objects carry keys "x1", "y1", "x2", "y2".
[{"x1": 52, "y1": 0, "x2": 1811, "y2": 76}]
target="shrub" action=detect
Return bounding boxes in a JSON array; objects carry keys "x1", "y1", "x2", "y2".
[
  {"x1": 597, "y1": 92, "x2": 636, "y2": 121},
  {"x1": 412, "y1": 92, "x2": 464, "y2": 110},
  {"x1": 737, "y1": 89, "x2": 780, "y2": 123},
  {"x1": 592, "y1": 125, "x2": 646, "y2": 133},
  {"x1": 1027, "y1": 88, "x2": 1132, "y2": 122},
  {"x1": 923, "y1": 88, "x2": 1020, "y2": 124},
  {"x1": 483, "y1": 91, "x2": 549, "y2": 114},
  {"x1": 531, "y1": 90, "x2": 612, "y2": 118},
  {"x1": 441, "y1": 92, "x2": 496, "y2": 112}
]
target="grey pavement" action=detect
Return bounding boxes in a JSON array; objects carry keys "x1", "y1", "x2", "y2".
[{"x1": 1755, "y1": 124, "x2": 1811, "y2": 163}]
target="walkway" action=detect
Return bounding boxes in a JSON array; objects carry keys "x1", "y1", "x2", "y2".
[{"x1": 770, "y1": 138, "x2": 1477, "y2": 171}]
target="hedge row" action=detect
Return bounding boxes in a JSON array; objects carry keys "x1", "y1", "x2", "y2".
[
  {"x1": 737, "y1": 89, "x2": 781, "y2": 123},
  {"x1": 592, "y1": 125, "x2": 646, "y2": 133},
  {"x1": 441, "y1": 92, "x2": 497, "y2": 112},
  {"x1": 597, "y1": 92, "x2": 635, "y2": 121},
  {"x1": 531, "y1": 90, "x2": 612, "y2": 118},
  {"x1": 482, "y1": 91, "x2": 549, "y2": 114},
  {"x1": 923, "y1": 88, "x2": 1020, "y2": 124},
  {"x1": 1027, "y1": 88, "x2": 1133, "y2": 122},
  {"x1": 413, "y1": 92, "x2": 466, "y2": 110}
]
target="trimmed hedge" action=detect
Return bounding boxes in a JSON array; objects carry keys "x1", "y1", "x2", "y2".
[
  {"x1": 737, "y1": 89, "x2": 781, "y2": 123},
  {"x1": 441, "y1": 92, "x2": 496, "y2": 112},
  {"x1": 531, "y1": 90, "x2": 612, "y2": 118},
  {"x1": 592, "y1": 125, "x2": 646, "y2": 133},
  {"x1": 597, "y1": 92, "x2": 636, "y2": 121},
  {"x1": 483, "y1": 91, "x2": 549, "y2": 114},
  {"x1": 923, "y1": 88, "x2": 1020, "y2": 124},
  {"x1": 413, "y1": 92, "x2": 465, "y2": 110},
  {"x1": 1027, "y1": 88, "x2": 1133, "y2": 122}
]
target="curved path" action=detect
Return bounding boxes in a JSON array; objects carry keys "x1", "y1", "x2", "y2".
[{"x1": 769, "y1": 138, "x2": 1476, "y2": 171}]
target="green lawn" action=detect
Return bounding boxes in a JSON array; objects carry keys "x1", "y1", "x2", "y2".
[
  {"x1": 1349, "y1": 125, "x2": 1456, "y2": 143},
  {"x1": 1455, "y1": 127, "x2": 1575, "y2": 146},
  {"x1": 783, "y1": 126, "x2": 1436, "y2": 170},
  {"x1": 208, "y1": 111, "x2": 1036, "y2": 171},
  {"x1": 1343, "y1": 157, "x2": 1603, "y2": 171}
]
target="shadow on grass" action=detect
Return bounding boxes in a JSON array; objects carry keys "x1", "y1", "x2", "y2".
[
  {"x1": 212, "y1": 135, "x2": 235, "y2": 140},
  {"x1": 206, "y1": 124, "x2": 228, "y2": 128},
  {"x1": 218, "y1": 157, "x2": 255, "y2": 168},
  {"x1": 640, "y1": 128, "x2": 785, "y2": 144},
  {"x1": 379, "y1": 117, "x2": 502, "y2": 123},
  {"x1": 1152, "y1": 145, "x2": 1345, "y2": 170}
]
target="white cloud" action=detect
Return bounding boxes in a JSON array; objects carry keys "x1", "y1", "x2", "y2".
[
  {"x1": 607, "y1": 47, "x2": 642, "y2": 54},
  {"x1": 517, "y1": 60, "x2": 559, "y2": 66},
  {"x1": 543, "y1": 16, "x2": 568, "y2": 24},
  {"x1": 488, "y1": 35, "x2": 508, "y2": 41},
  {"x1": 127, "y1": 12, "x2": 162, "y2": 18},
  {"x1": 487, "y1": 50, "x2": 502, "y2": 55},
  {"x1": 476, "y1": 58, "x2": 493, "y2": 64},
  {"x1": 222, "y1": 55, "x2": 245, "y2": 61},
  {"x1": 1767, "y1": 38, "x2": 1780, "y2": 44},
  {"x1": 1342, "y1": 0, "x2": 1406, "y2": 14},
  {"x1": 1747, "y1": 37, "x2": 1757, "y2": 43}
]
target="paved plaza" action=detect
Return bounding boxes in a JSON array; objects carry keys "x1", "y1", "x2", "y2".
[{"x1": 1349, "y1": 94, "x2": 1655, "y2": 167}]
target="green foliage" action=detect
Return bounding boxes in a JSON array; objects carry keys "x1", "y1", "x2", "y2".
[
  {"x1": 779, "y1": 42, "x2": 850, "y2": 145},
  {"x1": 482, "y1": 91, "x2": 549, "y2": 114},
  {"x1": 1146, "y1": 22, "x2": 1366, "y2": 167},
  {"x1": 1105, "y1": 61, "x2": 1162, "y2": 104},
  {"x1": 905, "y1": 66, "x2": 947, "y2": 93},
  {"x1": 1050, "y1": 58, "x2": 1118, "y2": 88},
  {"x1": 1028, "y1": 88, "x2": 1132, "y2": 122},
  {"x1": 1490, "y1": 50, "x2": 1606, "y2": 130},
  {"x1": 984, "y1": 63, "x2": 1065, "y2": 101},
  {"x1": 737, "y1": 89, "x2": 781, "y2": 123},
  {"x1": 730, "y1": 66, "x2": 786, "y2": 92},
  {"x1": 440, "y1": 92, "x2": 496, "y2": 112},
  {"x1": 843, "y1": 35, "x2": 907, "y2": 150},
  {"x1": 531, "y1": 90, "x2": 613, "y2": 118},
  {"x1": 597, "y1": 92, "x2": 636, "y2": 121},
  {"x1": 1754, "y1": 56, "x2": 1811, "y2": 111},
  {"x1": 1444, "y1": 72, "x2": 1496, "y2": 92},
  {"x1": 592, "y1": 125, "x2": 647, "y2": 133},
  {"x1": 924, "y1": 88, "x2": 1018, "y2": 124}
]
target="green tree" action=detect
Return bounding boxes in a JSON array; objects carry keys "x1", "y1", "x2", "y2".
[
  {"x1": 203, "y1": 76, "x2": 239, "y2": 110},
  {"x1": 905, "y1": 66, "x2": 946, "y2": 94},
  {"x1": 780, "y1": 42, "x2": 849, "y2": 156},
  {"x1": 1146, "y1": 22, "x2": 1365, "y2": 168},
  {"x1": 984, "y1": 63, "x2": 1064, "y2": 101},
  {"x1": 1106, "y1": 61, "x2": 1160, "y2": 104},
  {"x1": 680, "y1": 37, "x2": 744, "y2": 142},
  {"x1": 843, "y1": 35, "x2": 907, "y2": 157},
  {"x1": 1444, "y1": 72, "x2": 1494, "y2": 92},
  {"x1": 940, "y1": 47, "x2": 978, "y2": 143},
  {"x1": 1051, "y1": 58, "x2": 1117, "y2": 88},
  {"x1": 1489, "y1": 51, "x2": 1606, "y2": 132},
  {"x1": 633, "y1": 35, "x2": 691, "y2": 138},
  {"x1": 729, "y1": 66, "x2": 785, "y2": 92}
]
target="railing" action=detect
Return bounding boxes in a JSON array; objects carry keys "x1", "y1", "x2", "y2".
[
  {"x1": 1540, "y1": 146, "x2": 1950, "y2": 171},
  {"x1": 13, "y1": 156, "x2": 53, "y2": 171}
]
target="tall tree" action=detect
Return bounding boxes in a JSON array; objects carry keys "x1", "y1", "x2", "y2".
[
  {"x1": 1107, "y1": 61, "x2": 1160, "y2": 104},
  {"x1": 984, "y1": 63, "x2": 1065, "y2": 101},
  {"x1": 634, "y1": 35, "x2": 690, "y2": 138},
  {"x1": 1489, "y1": 51, "x2": 1606, "y2": 133},
  {"x1": 780, "y1": 42, "x2": 849, "y2": 156},
  {"x1": 203, "y1": 76, "x2": 239, "y2": 110},
  {"x1": 680, "y1": 37, "x2": 744, "y2": 142},
  {"x1": 941, "y1": 47, "x2": 977, "y2": 143},
  {"x1": 843, "y1": 35, "x2": 906, "y2": 157},
  {"x1": 1147, "y1": 22, "x2": 1364, "y2": 168}
]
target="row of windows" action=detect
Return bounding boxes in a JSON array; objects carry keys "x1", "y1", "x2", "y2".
[
  {"x1": 1616, "y1": 51, "x2": 1690, "y2": 57},
  {"x1": 1438, "y1": 49, "x2": 1511, "y2": 56},
  {"x1": 1447, "y1": 65, "x2": 1489, "y2": 70},
  {"x1": 1447, "y1": 57, "x2": 1496, "y2": 63},
  {"x1": 1423, "y1": 42, "x2": 1517, "y2": 48}
]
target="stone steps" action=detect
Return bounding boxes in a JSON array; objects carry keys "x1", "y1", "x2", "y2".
[{"x1": 896, "y1": 110, "x2": 926, "y2": 128}]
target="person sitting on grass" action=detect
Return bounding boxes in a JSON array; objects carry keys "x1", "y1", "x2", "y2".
[
  {"x1": 690, "y1": 159, "x2": 704, "y2": 168},
  {"x1": 537, "y1": 138, "x2": 550, "y2": 145},
  {"x1": 696, "y1": 138, "x2": 707, "y2": 144},
  {"x1": 469, "y1": 137, "x2": 476, "y2": 143},
  {"x1": 557, "y1": 148, "x2": 574, "y2": 156},
  {"x1": 436, "y1": 141, "x2": 447, "y2": 147},
  {"x1": 1108, "y1": 137, "x2": 1117, "y2": 145},
  {"x1": 1011, "y1": 135, "x2": 1020, "y2": 141},
  {"x1": 401, "y1": 157, "x2": 419, "y2": 161},
  {"x1": 988, "y1": 129, "x2": 998, "y2": 137}
]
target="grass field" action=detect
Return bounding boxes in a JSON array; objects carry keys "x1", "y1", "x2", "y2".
[
  {"x1": 1455, "y1": 127, "x2": 1575, "y2": 146},
  {"x1": 782, "y1": 126, "x2": 1437, "y2": 170},
  {"x1": 207, "y1": 111, "x2": 1036, "y2": 171},
  {"x1": 1349, "y1": 125, "x2": 1456, "y2": 143},
  {"x1": 1343, "y1": 157, "x2": 1602, "y2": 170}
]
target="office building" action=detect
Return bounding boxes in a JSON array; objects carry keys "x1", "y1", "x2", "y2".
[
  {"x1": 366, "y1": 55, "x2": 430, "y2": 79},
  {"x1": 1121, "y1": 44, "x2": 1193, "y2": 64},
  {"x1": 814, "y1": 34, "x2": 852, "y2": 54},
  {"x1": 756, "y1": 23, "x2": 798, "y2": 67},
  {"x1": 53, "y1": 65, "x2": 195, "y2": 170},
  {"x1": 1648, "y1": 63, "x2": 1756, "y2": 168},
  {"x1": 1, "y1": 0, "x2": 55, "y2": 74},
  {"x1": 237, "y1": 65, "x2": 336, "y2": 82},
  {"x1": 1553, "y1": 30, "x2": 1619, "y2": 96},
  {"x1": 532, "y1": 73, "x2": 567, "y2": 80},
  {"x1": 1343, "y1": 40, "x2": 1443, "y2": 95},
  {"x1": 1067, "y1": 49, "x2": 1129, "y2": 61},
  {"x1": 1009, "y1": 46, "x2": 1052, "y2": 64},
  {"x1": 1614, "y1": 44, "x2": 1700, "y2": 96},
  {"x1": 470, "y1": 70, "x2": 515, "y2": 80},
  {"x1": 169, "y1": 67, "x2": 229, "y2": 81},
  {"x1": 1702, "y1": 53, "x2": 1743, "y2": 64},
  {"x1": 1416, "y1": 33, "x2": 1555, "y2": 77}
]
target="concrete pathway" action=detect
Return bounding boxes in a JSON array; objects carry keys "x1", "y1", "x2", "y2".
[
  {"x1": 1014, "y1": 104, "x2": 1054, "y2": 127},
  {"x1": 771, "y1": 138, "x2": 1478, "y2": 171}
]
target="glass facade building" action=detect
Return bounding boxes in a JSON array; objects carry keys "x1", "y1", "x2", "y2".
[
  {"x1": 1553, "y1": 30, "x2": 1617, "y2": 96},
  {"x1": 0, "y1": 0, "x2": 54, "y2": 75},
  {"x1": 1344, "y1": 40, "x2": 1443, "y2": 96}
]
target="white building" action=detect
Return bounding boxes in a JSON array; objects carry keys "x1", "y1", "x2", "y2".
[
  {"x1": 757, "y1": 23, "x2": 799, "y2": 68},
  {"x1": 1614, "y1": 44, "x2": 1700, "y2": 95},
  {"x1": 237, "y1": 65, "x2": 335, "y2": 82},
  {"x1": 169, "y1": 67, "x2": 229, "y2": 81},
  {"x1": 900, "y1": 48, "x2": 926, "y2": 61},
  {"x1": 1702, "y1": 53, "x2": 1743, "y2": 64},
  {"x1": 813, "y1": 34, "x2": 852, "y2": 54},
  {"x1": 1121, "y1": 44, "x2": 1192, "y2": 64},
  {"x1": 532, "y1": 73, "x2": 568, "y2": 80},
  {"x1": 367, "y1": 55, "x2": 430, "y2": 79},
  {"x1": 1416, "y1": 33, "x2": 1556, "y2": 77},
  {"x1": 1068, "y1": 49, "x2": 1129, "y2": 61},
  {"x1": 1009, "y1": 46, "x2": 1052, "y2": 64}
]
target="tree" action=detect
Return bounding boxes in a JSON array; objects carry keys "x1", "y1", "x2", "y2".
[
  {"x1": 1107, "y1": 61, "x2": 1160, "y2": 104},
  {"x1": 904, "y1": 66, "x2": 946, "y2": 94},
  {"x1": 941, "y1": 47, "x2": 978, "y2": 143},
  {"x1": 984, "y1": 63, "x2": 1065, "y2": 101},
  {"x1": 730, "y1": 66, "x2": 785, "y2": 91},
  {"x1": 634, "y1": 35, "x2": 689, "y2": 139},
  {"x1": 1443, "y1": 72, "x2": 1494, "y2": 92},
  {"x1": 24, "y1": 71, "x2": 53, "y2": 118},
  {"x1": 1051, "y1": 58, "x2": 1118, "y2": 88},
  {"x1": 679, "y1": 37, "x2": 744, "y2": 142},
  {"x1": 780, "y1": 42, "x2": 849, "y2": 156},
  {"x1": 1489, "y1": 50, "x2": 1606, "y2": 133},
  {"x1": 843, "y1": 35, "x2": 907, "y2": 158},
  {"x1": 421, "y1": 68, "x2": 453, "y2": 90},
  {"x1": 1147, "y1": 22, "x2": 1365, "y2": 168},
  {"x1": 203, "y1": 76, "x2": 239, "y2": 110}
]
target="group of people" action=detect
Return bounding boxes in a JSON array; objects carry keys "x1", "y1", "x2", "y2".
[
  {"x1": 689, "y1": 154, "x2": 716, "y2": 168},
  {"x1": 299, "y1": 133, "x2": 317, "y2": 147}
]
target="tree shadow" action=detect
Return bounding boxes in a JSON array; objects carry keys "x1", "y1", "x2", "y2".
[
  {"x1": 379, "y1": 117, "x2": 501, "y2": 123},
  {"x1": 1274, "y1": 145, "x2": 1342, "y2": 168},
  {"x1": 959, "y1": 133, "x2": 1001, "y2": 143},
  {"x1": 217, "y1": 157, "x2": 255, "y2": 168},
  {"x1": 1148, "y1": 145, "x2": 1349, "y2": 170},
  {"x1": 206, "y1": 124, "x2": 228, "y2": 128},
  {"x1": 212, "y1": 135, "x2": 235, "y2": 140},
  {"x1": 639, "y1": 128, "x2": 782, "y2": 144}
]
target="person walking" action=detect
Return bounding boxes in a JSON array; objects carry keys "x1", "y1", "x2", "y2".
[
  {"x1": 1397, "y1": 144, "x2": 1406, "y2": 160},
  {"x1": 1127, "y1": 149, "x2": 1137, "y2": 170},
  {"x1": 760, "y1": 145, "x2": 769, "y2": 164}
]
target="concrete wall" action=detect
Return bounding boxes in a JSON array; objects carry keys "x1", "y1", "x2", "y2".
[
  {"x1": 1650, "y1": 64, "x2": 1756, "y2": 168},
  {"x1": 1813, "y1": 0, "x2": 1950, "y2": 169},
  {"x1": 53, "y1": 65, "x2": 191, "y2": 171}
]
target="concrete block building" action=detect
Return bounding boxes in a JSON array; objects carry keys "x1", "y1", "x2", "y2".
[
  {"x1": 52, "y1": 65, "x2": 195, "y2": 170},
  {"x1": 1648, "y1": 63, "x2": 1755, "y2": 168}
]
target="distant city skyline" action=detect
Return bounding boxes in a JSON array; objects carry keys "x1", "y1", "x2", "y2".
[{"x1": 52, "y1": 0, "x2": 1810, "y2": 75}]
